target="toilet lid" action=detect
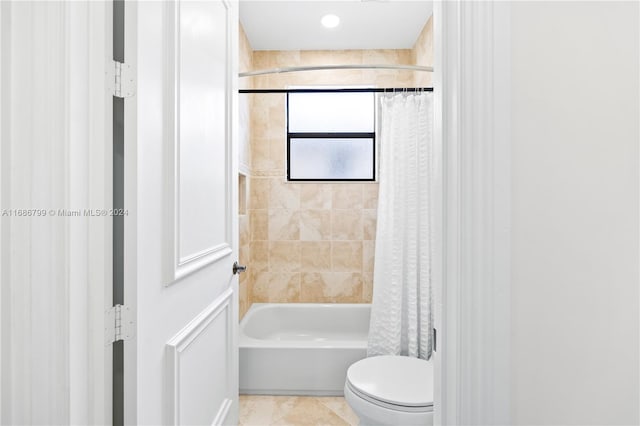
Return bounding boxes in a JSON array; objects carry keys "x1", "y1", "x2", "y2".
[{"x1": 346, "y1": 355, "x2": 433, "y2": 408}]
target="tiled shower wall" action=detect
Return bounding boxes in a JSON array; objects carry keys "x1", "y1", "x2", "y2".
[
  {"x1": 413, "y1": 16, "x2": 434, "y2": 87},
  {"x1": 238, "y1": 17, "x2": 433, "y2": 319},
  {"x1": 238, "y1": 26, "x2": 253, "y2": 319}
]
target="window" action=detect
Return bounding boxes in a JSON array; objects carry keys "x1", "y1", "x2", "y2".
[{"x1": 286, "y1": 91, "x2": 375, "y2": 181}]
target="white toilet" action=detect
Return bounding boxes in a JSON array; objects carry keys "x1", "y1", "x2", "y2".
[{"x1": 344, "y1": 355, "x2": 433, "y2": 426}]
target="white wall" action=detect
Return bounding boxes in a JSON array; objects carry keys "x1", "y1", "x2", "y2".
[
  {"x1": 510, "y1": 2, "x2": 639, "y2": 425},
  {"x1": 0, "y1": 2, "x2": 112, "y2": 424}
]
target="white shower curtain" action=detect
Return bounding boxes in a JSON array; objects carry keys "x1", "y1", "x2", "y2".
[{"x1": 367, "y1": 92, "x2": 434, "y2": 360}]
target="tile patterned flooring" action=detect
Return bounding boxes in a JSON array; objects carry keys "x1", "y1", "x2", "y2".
[{"x1": 239, "y1": 395, "x2": 359, "y2": 426}]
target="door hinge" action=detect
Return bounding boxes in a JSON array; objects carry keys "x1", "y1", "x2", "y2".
[
  {"x1": 111, "y1": 60, "x2": 135, "y2": 98},
  {"x1": 105, "y1": 304, "x2": 134, "y2": 345}
]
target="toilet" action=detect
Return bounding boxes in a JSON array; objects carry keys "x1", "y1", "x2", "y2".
[{"x1": 344, "y1": 355, "x2": 433, "y2": 426}]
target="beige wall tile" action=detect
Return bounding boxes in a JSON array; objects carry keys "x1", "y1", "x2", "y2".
[
  {"x1": 252, "y1": 272, "x2": 301, "y2": 303},
  {"x1": 269, "y1": 138, "x2": 285, "y2": 173},
  {"x1": 362, "y1": 184, "x2": 379, "y2": 209},
  {"x1": 252, "y1": 51, "x2": 270, "y2": 70},
  {"x1": 252, "y1": 94, "x2": 284, "y2": 141},
  {"x1": 363, "y1": 272, "x2": 373, "y2": 303},
  {"x1": 239, "y1": 260, "x2": 249, "y2": 286},
  {"x1": 243, "y1": 40, "x2": 437, "y2": 305},
  {"x1": 239, "y1": 24, "x2": 253, "y2": 76},
  {"x1": 332, "y1": 241, "x2": 363, "y2": 272},
  {"x1": 238, "y1": 24, "x2": 253, "y2": 322},
  {"x1": 360, "y1": 70, "x2": 379, "y2": 86},
  {"x1": 300, "y1": 209, "x2": 331, "y2": 241},
  {"x1": 250, "y1": 240, "x2": 269, "y2": 272},
  {"x1": 253, "y1": 170, "x2": 281, "y2": 178},
  {"x1": 267, "y1": 96, "x2": 286, "y2": 138},
  {"x1": 247, "y1": 269, "x2": 259, "y2": 299},
  {"x1": 394, "y1": 72, "x2": 416, "y2": 87},
  {"x1": 251, "y1": 97, "x2": 271, "y2": 141},
  {"x1": 269, "y1": 73, "x2": 290, "y2": 90},
  {"x1": 301, "y1": 241, "x2": 332, "y2": 271},
  {"x1": 270, "y1": 50, "x2": 301, "y2": 68},
  {"x1": 269, "y1": 178, "x2": 299, "y2": 209},
  {"x1": 239, "y1": 97, "x2": 252, "y2": 168},
  {"x1": 300, "y1": 50, "x2": 364, "y2": 66},
  {"x1": 269, "y1": 241, "x2": 301, "y2": 272},
  {"x1": 239, "y1": 280, "x2": 249, "y2": 320},
  {"x1": 362, "y1": 49, "x2": 398, "y2": 65},
  {"x1": 251, "y1": 138, "x2": 271, "y2": 172},
  {"x1": 268, "y1": 209, "x2": 300, "y2": 240},
  {"x1": 251, "y1": 97, "x2": 284, "y2": 169},
  {"x1": 239, "y1": 215, "x2": 250, "y2": 245},
  {"x1": 331, "y1": 210, "x2": 363, "y2": 240},
  {"x1": 300, "y1": 272, "x2": 363, "y2": 303},
  {"x1": 252, "y1": 74, "x2": 272, "y2": 89},
  {"x1": 363, "y1": 240, "x2": 375, "y2": 273},
  {"x1": 239, "y1": 244, "x2": 250, "y2": 278},
  {"x1": 341, "y1": 50, "x2": 365, "y2": 64},
  {"x1": 250, "y1": 177, "x2": 270, "y2": 209},
  {"x1": 412, "y1": 16, "x2": 434, "y2": 87},
  {"x1": 332, "y1": 184, "x2": 363, "y2": 209},
  {"x1": 374, "y1": 72, "x2": 411, "y2": 87},
  {"x1": 250, "y1": 210, "x2": 268, "y2": 240},
  {"x1": 362, "y1": 209, "x2": 377, "y2": 240},
  {"x1": 397, "y1": 49, "x2": 414, "y2": 65},
  {"x1": 300, "y1": 185, "x2": 332, "y2": 209},
  {"x1": 414, "y1": 16, "x2": 433, "y2": 66},
  {"x1": 314, "y1": 69, "x2": 363, "y2": 85}
]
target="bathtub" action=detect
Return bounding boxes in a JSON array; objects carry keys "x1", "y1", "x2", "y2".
[{"x1": 239, "y1": 303, "x2": 370, "y2": 396}]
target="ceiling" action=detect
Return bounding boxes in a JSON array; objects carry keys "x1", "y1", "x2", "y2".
[{"x1": 239, "y1": 1, "x2": 433, "y2": 51}]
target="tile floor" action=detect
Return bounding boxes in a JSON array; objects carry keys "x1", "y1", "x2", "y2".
[{"x1": 239, "y1": 395, "x2": 358, "y2": 426}]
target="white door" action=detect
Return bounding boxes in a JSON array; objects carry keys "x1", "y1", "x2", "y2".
[{"x1": 128, "y1": 1, "x2": 239, "y2": 424}]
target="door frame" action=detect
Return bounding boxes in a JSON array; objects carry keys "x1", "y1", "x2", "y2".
[
  {"x1": 433, "y1": 1, "x2": 512, "y2": 425},
  {"x1": 122, "y1": 0, "x2": 138, "y2": 423},
  {"x1": 85, "y1": 2, "x2": 116, "y2": 423}
]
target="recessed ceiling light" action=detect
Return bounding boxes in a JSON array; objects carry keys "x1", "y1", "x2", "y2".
[{"x1": 321, "y1": 14, "x2": 340, "y2": 29}]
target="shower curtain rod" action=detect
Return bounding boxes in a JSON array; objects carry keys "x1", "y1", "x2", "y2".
[
  {"x1": 239, "y1": 64, "x2": 433, "y2": 77},
  {"x1": 239, "y1": 87, "x2": 433, "y2": 94}
]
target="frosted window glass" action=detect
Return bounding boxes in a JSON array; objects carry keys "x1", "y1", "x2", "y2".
[
  {"x1": 288, "y1": 93, "x2": 374, "y2": 132},
  {"x1": 289, "y1": 138, "x2": 374, "y2": 180}
]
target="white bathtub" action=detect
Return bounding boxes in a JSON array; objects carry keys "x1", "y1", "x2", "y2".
[{"x1": 239, "y1": 303, "x2": 370, "y2": 396}]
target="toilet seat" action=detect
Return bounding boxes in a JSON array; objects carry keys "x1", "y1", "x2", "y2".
[
  {"x1": 345, "y1": 355, "x2": 434, "y2": 410},
  {"x1": 345, "y1": 380, "x2": 433, "y2": 413}
]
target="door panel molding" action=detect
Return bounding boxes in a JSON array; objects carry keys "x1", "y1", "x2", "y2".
[
  {"x1": 163, "y1": 0, "x2": 234, "y2": 286},
  {"x1": 165, "y1": 288, "x2": 234, "y2": 425},
  {"x1": 212, "y1": 399, "x2": 232, "y2": 426}
]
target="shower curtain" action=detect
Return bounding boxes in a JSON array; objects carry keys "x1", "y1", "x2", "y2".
[{"x1": 367, "y1": 92, "x2": 434, "y2": 360}]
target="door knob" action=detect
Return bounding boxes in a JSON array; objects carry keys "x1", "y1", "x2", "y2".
[{"x1": 233, "y1": 261, "x2": 247, "y2": 275}]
